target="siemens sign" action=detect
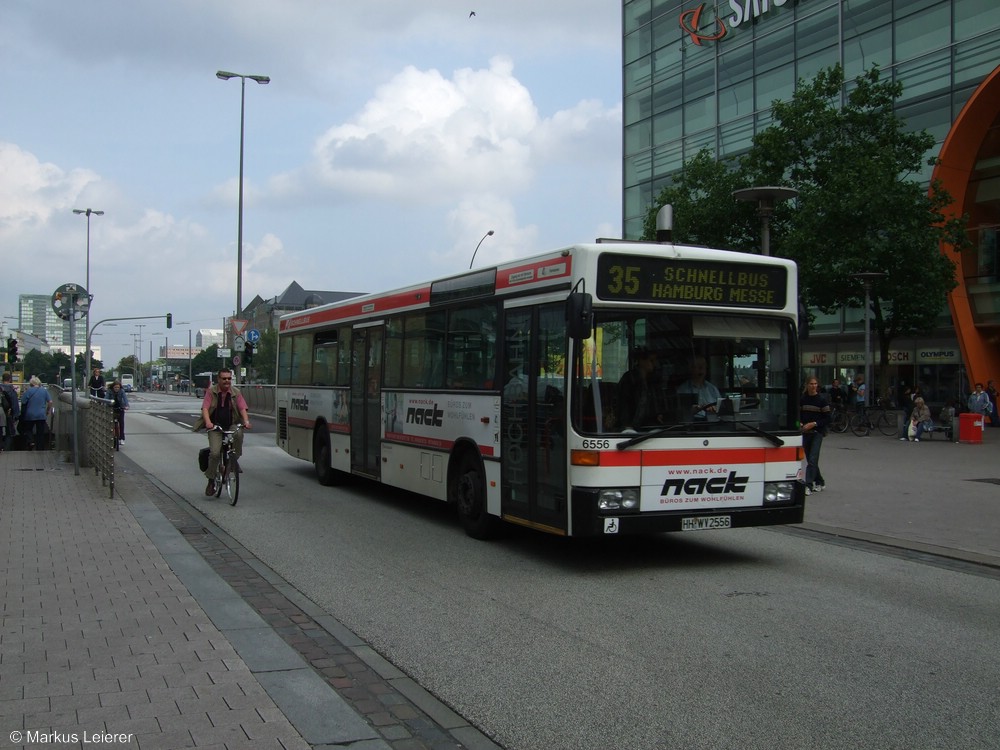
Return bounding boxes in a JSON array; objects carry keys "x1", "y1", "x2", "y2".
[{"x1": 680, "y1": 0, "x2": 797, "y2": 46}]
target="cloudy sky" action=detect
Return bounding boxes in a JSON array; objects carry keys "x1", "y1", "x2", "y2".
[{"x1": 1, "y1": 0, "x2": 622, "y2": 367}]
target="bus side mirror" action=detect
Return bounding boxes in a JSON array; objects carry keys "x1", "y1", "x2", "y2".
[{"x1": 566, "y1": 292, "x2": 593, "y2": 340}]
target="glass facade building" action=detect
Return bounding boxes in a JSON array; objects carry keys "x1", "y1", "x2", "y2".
[{"x1": 622, "y1": 0, "x2": 1000, "y2": 404}]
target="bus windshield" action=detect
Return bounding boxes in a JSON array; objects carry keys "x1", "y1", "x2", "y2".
[{"x1": 573, "y1": 311, "x2": 797, "y2": 435}]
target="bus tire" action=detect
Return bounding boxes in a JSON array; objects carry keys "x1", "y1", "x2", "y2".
[
  {"x1": 453, "y1": 453, "x2": 501, "y2": 540},
  {"x1": 314, "y1": 432, "x2": 338, "y2": 486}
]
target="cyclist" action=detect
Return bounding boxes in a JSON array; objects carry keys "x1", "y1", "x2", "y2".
[
  {"x1": 109, "y1": 380, "x2": 129, "y2": 444},
  {"x1": 88, "y1": 367, "x2": 107, "y2": 399},
  {"x1": 196, "y1": 368, "x2": 252, "y2": 495}
]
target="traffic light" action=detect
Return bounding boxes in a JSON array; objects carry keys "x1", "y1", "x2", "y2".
[
  {"x1": 244, "y1": 341, "x2": 254, "y2": 365},
  {"x1": 166, "y1": 313, "x2": 173, "y2": 329},
  {"x1": 7, "y1": 337, "x2": 17, "y2": 363}
]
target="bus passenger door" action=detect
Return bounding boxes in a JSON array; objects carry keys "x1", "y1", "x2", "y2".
[
  {"x1": 351, "y1": 325, "x2": 383, "y2": 478},
  {"x1": 501, "y1": 305, "x2": 568, "y2": 533}
]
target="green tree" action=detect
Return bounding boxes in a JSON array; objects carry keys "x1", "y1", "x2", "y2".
[
  {"x1": 744, "y1": 64, "x2": 968, "y2": 398},
  {"x1": 22, "y1": 349, "x2": 51, "y2": 383},
  {"x1": 643, "y1": 64, "x2": 970, "y2": 400},
  {"x1": 641, "y1": 149, "x2": 757, "y2": 251},
  {"x1": 191, "y1": 344, "x2": 220, "y2": 375},
  {"x1": 251, "y1": 328, "x2": 277, "y2": 384}
]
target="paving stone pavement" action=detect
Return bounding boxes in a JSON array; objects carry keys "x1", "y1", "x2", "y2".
[{"x1": 0, "y1": 449, "x2": 500, "y2": 750}]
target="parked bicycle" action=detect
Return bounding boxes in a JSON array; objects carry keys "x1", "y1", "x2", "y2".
[
  {"x1": 209, "y1": 424, "x2": 243, "y2": 506},
  {"x1": 849, "y1": 398, "x2": 897, "y2": 437},
  {"x1": 829, "y1": 404, "x2": 849, "y2": 433}
]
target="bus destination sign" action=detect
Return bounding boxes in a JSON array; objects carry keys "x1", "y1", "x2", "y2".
[{"x1": 596, "y1": 253, "x2": 787, "y2": 309}]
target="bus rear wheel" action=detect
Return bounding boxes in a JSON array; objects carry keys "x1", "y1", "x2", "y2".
[{"x1": 453, "y1": 454, "x2": 501, "y2": 540}]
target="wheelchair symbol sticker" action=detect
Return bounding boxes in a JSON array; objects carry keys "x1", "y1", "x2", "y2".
[{"x1": 604, "y1": 518, "x2": 619, "y2": 534}]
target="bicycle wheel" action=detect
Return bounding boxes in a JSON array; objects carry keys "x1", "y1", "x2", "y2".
[
  {"x1": 227, "y1": 454, "x2": 240, "y2": 506},
  {"x1": 876, "y1": 410, "x2": 897, "y2": 436},
  {"x1": 215, "y1": 458, "x2": 225, "y2": 499},
  {"x1": 830, "y1": 409, "x2": 848, "y2": 433},
  {"x1": 850, "y1": 412, "x2": 870, "y2": 436}
]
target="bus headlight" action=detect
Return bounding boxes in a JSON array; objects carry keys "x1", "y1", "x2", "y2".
[
  {"x1": 763, "y1": 481, "x2": 795, "y2": 504},
  {"x1": 598, "y1": 488, "x2": 640, "y2": 511}
]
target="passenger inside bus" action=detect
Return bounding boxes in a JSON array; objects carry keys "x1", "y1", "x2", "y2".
[{"x1": 615, "y1": 347, "x2": 667, "y2": 429}]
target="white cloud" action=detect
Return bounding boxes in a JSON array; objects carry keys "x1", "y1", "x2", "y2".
[
  {"x1": 0, "y1": 143, "x2": 98, "y2": 228},
  {"x1": 311, "y1": 57, "x2": 538, "y2": 202},
  {"x1": 0, "y1": 2, "x2": 622, "y2": 365}
]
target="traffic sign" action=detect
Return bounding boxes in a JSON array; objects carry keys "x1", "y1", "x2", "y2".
[
  {"x1": 231, "y1": 319, "x2": 248, "y2": 336},
  {"x1": 219, "y1": 347, "x2": 232, "y2": 358},
  {"x1": 246, "y1": 328, "x2": 261, "y2": 344},
  {"x1": 233, "y1": 355, "x2": 241, "y2": 367},
  {"x1": 51, "y1": 283, "x2": 91, "y2": 321},
  {"x1": 233, "y1": 335, "x2": 246, "y2": 352}
]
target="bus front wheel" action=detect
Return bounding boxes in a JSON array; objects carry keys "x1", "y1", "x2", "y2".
[
  {"x1": 315, "y1": 433, "x2": 337, "y2": 486},
  {"x1": 454, "y1": 454, "x2": 501, "y2": 540}
]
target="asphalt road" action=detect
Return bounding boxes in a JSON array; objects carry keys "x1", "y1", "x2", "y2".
[{"x1": 121, "y1": 393, "x2": 1000, "y2": 750}]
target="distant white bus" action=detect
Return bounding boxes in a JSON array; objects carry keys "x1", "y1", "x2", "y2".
[{"x1": 120, "y1": 373, "x2": 135, "y2": 392}]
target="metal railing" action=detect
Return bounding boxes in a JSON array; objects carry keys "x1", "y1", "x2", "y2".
[{"x1": 85, "y1": 397, "x2": 116, "y2": 498}]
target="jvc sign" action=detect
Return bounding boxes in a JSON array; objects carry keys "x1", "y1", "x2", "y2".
[{"x1": 680, "y1": 0, "x2": 796, "y2": 46}]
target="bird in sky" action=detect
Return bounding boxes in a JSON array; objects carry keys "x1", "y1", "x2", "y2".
[{"x1": 469, "y1": 11, "x2": 476, "y2": 17}]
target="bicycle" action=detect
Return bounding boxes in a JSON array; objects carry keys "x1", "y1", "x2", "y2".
[
  {"x1": 849, "y1": 400, "x2": 897, "y2": 437},
  {"x1": 210, "y1": 424, "x2": 243, "y2": 506},
  {"x1": 828, "y1": 404, "x2": 849, "y2": 433},
  {"x1": 113, "y1": 410, "x2": 121, "y2": 451}
]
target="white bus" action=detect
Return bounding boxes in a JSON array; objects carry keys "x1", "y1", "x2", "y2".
[
  {"x1": 119, "y1": 373, "x2": 135, "y2": 392},
  {"x1": 276, "y1": 242, "x2": 805, "y2": 538}
]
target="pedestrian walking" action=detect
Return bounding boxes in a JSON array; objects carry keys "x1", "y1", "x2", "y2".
[
  {"x1": 987, "y1": 380, "x2": 998, "y2": 428},
  {"x1": 800, "y1": 376, "x2": 830, "y2": 494},
  {"x1": 19, "y1": 376, "x2": 53, "y2": 450},
  {"x1": 967, "y1": 382, "x2": 992, "y2": 422},
  {"x1": 1, "y1": 371, "x2": 21, "y2": 452}
]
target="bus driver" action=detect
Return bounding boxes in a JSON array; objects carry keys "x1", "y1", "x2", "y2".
[{"x1": 677, "y1": 355, "x2": 721, "y2": 420}]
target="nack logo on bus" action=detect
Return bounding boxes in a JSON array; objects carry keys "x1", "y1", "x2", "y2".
[
  {"x1": 291, "y1": 397, "x2": 309, "y2": 411},
  {"x1": 662, "y1": 470, "x2": 749, "y2": 496},
  {"x1": 406, "y1": 403, "x2": 444, "y2": 427}
]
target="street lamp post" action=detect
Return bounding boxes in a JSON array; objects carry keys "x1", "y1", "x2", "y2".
[
  {"x1": 732, "y1": 187, "x2": 798, "y2": 256},
  {"x1": 851, "y1": 272, "x2": 886, "y2": 415},
  {"x1": 216, "y1": 70, "x2": 270, "y2": 320},
  {"x1": 469, "y1": 230, "x2": 495, "y2": 269},
  {"x1": 73, "y1": 208, "x2": 104, "y2": 387}
]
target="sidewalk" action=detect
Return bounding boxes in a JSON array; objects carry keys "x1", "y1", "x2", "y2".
[
  {"x1": 2, "y1": 429, "x2": 997, "y2": 749},
  {"x1": 800, "y1": 425, "x2": 1000, "y2": 567},
  {"x1": 0, "y1": 450, "x2": 498, "y2": 750}
]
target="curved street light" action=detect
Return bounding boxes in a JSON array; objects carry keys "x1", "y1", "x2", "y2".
[{"x1": 469, "y1": 229, "x2": 495, "y2": 269}]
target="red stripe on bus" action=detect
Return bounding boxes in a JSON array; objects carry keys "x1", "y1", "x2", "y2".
[
  {"x1": 280, "y1": 287, "x2": 431, "y2": 331},
  {"x1": 596, "y1": 447, "x2": 798, "y2": 466},
  {"x1": 639, "y1": 447, "x2": 799, "y2": 465},
  {"x1": 386, "y1": 431, "x2": 495, "y2": 456}
]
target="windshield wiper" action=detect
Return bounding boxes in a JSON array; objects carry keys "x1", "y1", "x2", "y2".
[
  {"x1": 615, "y1": 419, "x2": 785, "y2": 450},
  {"x1": 724, "y1": 419, "x2": 785, "y2": 447},
  {"x1": 616, "y1": 422, "x2": 699, "y2": 450}
]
